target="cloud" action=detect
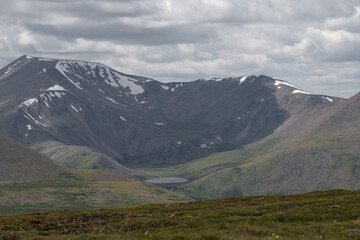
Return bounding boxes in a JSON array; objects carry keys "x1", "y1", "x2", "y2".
[{"x1": 0, "y1": 0, "x2": 359, "y2": 98}]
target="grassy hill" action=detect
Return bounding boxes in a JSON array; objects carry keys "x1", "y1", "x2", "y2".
[
  {"x1": 0, "y1": 134, "x2": 190, "y2": 215},
  {"x1": 136, "y1": 130, "x2": 360, "y2": 199},
  {"x1": 0, "y1": 134, "x2": 66, "y2": 182},
  {"x1": 1, "y1": 190, "x2": 360, "y2": 239}
]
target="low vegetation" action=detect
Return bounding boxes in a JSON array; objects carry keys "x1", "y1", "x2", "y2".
[
  {"x1": 0, "y1": 169, "x2": 190, "y2": 215},
  {"x1": 136, "y1": 130, "x2": 360, "y2": 199},
  {"x1": 1, "y1": 190, "x2": 360, "y2": 239}
]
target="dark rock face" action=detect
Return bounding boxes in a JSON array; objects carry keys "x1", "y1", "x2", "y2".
[{"x1": 0, "y1": 56, "x2": 341, "y2": 167}]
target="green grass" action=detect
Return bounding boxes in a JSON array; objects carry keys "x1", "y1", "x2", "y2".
[
  {"x1": 1, "y1": 190, "x2": 360, "y2": 239},
  {"x1": 136, "y1": 138, "x2": 282, "y2": 181},
  {"x1": 55, "y1": 148, "x2": 101, "y2": 169},
  {"x1": 0, "y1": 169, "x2": 190, "y2": 215},
  {"x1": 135, "y1": 130, "x2": 360, "y2": 199},
  {"x1": 178, "y1": 130, "x2": 360, "y2": 199}
]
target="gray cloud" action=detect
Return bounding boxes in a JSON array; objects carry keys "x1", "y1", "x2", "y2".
[
  {"x1": 25, "y1": 22, "x2": 216, "y2": 45},
  {"x1": 0, "y1": 0, "x2": 359, "y2": 98}
]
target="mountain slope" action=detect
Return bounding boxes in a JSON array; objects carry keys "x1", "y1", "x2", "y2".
[
  {"x1": 0, "y1": 134, "x2": 190, "y2": 214},
  {"x1": 0, "y1": 55, "x2": 341, "y2": 167},
  {"x1": 138, "y1": 93, "x2": 360, "y2": 199},
  {"x1": 0, "y1": 134, "x2": 66, "y2": 182}
]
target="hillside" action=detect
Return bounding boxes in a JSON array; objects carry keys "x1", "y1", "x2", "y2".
[
  {"x1": 0, "y1": 134, "x2": 189, "y2": 214},
  {"x1": 1, "y1": 190, "x2": 360, "y2": 239},
  {"x1": 140, "y1": 129, "x2": 360, "y2": 199},
  {"x1": 1, "y1": 55, "x2": 359, "y2": 202},
  {"x1": 0, "y1": 134, "x2": 66, "y2": 181},
  {"x1": 0, "y1": 55, "x2": 341, "y2": 167}
]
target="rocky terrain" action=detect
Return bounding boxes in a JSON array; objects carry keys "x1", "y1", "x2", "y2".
[
  {"x1": 0, "y1": 55, "x2": 341, "y2": 167},
  {"x1": 0, "y1": 55, "x2": 359, "y2": 202}
]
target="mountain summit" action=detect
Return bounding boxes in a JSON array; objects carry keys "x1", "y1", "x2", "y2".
[{"x1": 0, "y1": 55, "x2": 342, "y2": 167}]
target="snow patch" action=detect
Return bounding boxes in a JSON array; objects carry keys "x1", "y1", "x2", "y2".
[
  {"x1": 239, "y1": 76, "x2": 247, "y2": 84},
  {"x1": 140, "y1": 100, "x2": 147, "y2": 104},
  {"x1": 274, "y1": 80, "x2": 296, "y2": 88},
  {"x1": 161, "y1": 85, "x2": 169, "y2": 90},
  {"x1": 171, "y1": 88, "x2": 175, "y2": 92},
  {"x1": 292, "y1": 90, "x2": 310, "y2": 95},
  {"x1": 21, "y1": 98, "x2": 37, "y2": 107},
  {"x1": 120, "y1": 116, "x2": 127, "y2": 121},
  {"x1": 216, "y1": 136, "x2": 223, "y2": 141},
  {"x1": 177, "y1": 141, "x2": 182, "y2": 145},
  {"x1": 26, "y1": 124, "x2": 32, "y2": 130},
  {"x1": 39, "y1": 92, "x2": 65, "y2": 108},
  {"x1": 55, "y1": 60, "x2": 144, "y2": 94},
  {"x1": 324, "y1": 97, "x2": 334, "y2": 102},
  {"x1": 4, "y1": 60, "x2": 22, "y2": 75},
  {"x1": 105, "y1": 97, "x2": 119, "y2": 104},
  {"x1": 26, "y1": 56, "x2": 32, "y2": 59},
  {"x1": 155, "y1": 122, "x2": 164, "y2": 126},
  {"x1": 201, "y1": 144, "x2": 209, "y2": 149},
  {"x1": 19, "y1": 103, "x2": 46, "y2": 127},
  {"x1": 98, "y1": 89, "x2": 104, "y2": 93},
  {"x1": 70, "y1": 104, "x2": 78, "y2": 112},
  {"x1": 55, "y1": 62, "x2": 83, "y2": 90},
  {"x1": 46, "y1": 84, "x2": 66, "y2": 91}
]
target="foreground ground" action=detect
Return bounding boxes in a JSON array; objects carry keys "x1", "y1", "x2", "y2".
[{"x1": 1, "y1": 189, "x2": 360, "y2": 240}]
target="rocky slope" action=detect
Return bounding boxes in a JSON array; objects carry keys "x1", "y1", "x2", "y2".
[{"x1": 0, "y1": 55, "x2": 341, "y2": 168}]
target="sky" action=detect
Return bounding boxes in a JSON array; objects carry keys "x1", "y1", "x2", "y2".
[{"x1": 0, "y1": 0, "x2": 359, "y2": 98}]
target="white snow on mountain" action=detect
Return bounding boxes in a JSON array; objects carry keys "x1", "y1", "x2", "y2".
[
  {"x1": 274, "y1": 80, "x2": 296, "y2": 88},
  {"x1": 55, "y1": 60, "x2": 144, "y2": 95},
  {"x1": 323, "y1": 96, "x2": 334, "y2": 102},
  {"x1": 40, "y1": 92, "x2": 65, "y2": 108},
  {"x1": 70, "y1": 104, "x2": 79, "y2": 112},
  {"x1": 161, "y1": 85, "x2": 169, "y2": 90},
  {"x1": 239, "y1": 76, "x2": 247, "y2": 84},
  {"x1": 105, "y1": 96, "x2": 119, "y2": 104},
  {"x1": 21, "y1": 98, "x2": 37, "y2": 107},
  {"x1": 4, "y1": 60, "x2": 22, "y2": 75},
  {"x1": 292, "y1": 89, "x2": 310, "y2": 94},
  {"x1": 46, "y1": 84, "x2": 66, "y2": 91}
]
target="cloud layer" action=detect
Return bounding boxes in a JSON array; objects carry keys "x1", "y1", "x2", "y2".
[{"x1": 0, "y1": 0, "x2": 359, "y2": 97}]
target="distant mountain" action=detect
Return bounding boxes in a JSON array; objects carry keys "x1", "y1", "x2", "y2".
[{"x1": 0, "y1": 55, "x2": 341, "y2": 168}]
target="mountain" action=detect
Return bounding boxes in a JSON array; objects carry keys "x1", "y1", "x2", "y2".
[
  {"x1": 139, "y1": 93, "x2": 360, "y2": 199},
  {"x1": 0, "y1": 55, "x2": 341, "y2": 168}
]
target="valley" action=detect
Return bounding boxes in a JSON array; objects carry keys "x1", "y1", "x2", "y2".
[{"x1": 0, "y1": 55, "x2": 359, "y2": 214}]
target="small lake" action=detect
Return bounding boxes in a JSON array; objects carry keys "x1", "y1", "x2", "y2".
[{"x1": 145, "y1": 178, "x2": 189, "y2": 184}]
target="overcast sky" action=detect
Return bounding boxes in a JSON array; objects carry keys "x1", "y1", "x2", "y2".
[{"x1": 0, "y1": 0, "x2": 359, "y2": 97}]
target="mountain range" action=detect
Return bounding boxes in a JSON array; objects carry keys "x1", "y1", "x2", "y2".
[{"x1": 0, "y1": 55, "x2": 359, "y2": 204}]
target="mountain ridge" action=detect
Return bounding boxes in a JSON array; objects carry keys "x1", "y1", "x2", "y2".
[{"x1": 0, "y1": 55, "x2": 343, "y2": 168}]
